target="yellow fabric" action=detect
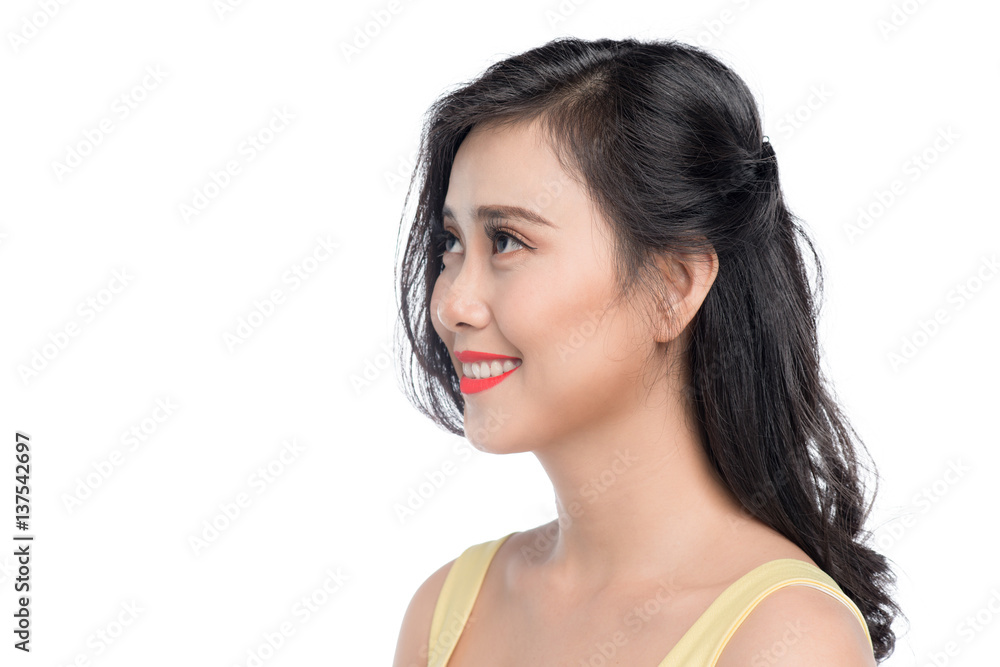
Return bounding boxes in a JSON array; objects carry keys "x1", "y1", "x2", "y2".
[{"x1": 428, "y1": 531, "x2": 874, "y2": 666}]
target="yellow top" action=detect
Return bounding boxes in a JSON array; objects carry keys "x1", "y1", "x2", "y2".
[{"x1": 428, "y1": 531, "x2": 874, "y2": 666}]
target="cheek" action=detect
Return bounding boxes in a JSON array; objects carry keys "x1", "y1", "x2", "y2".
[{"x1": 503, "y1": 271, "x2": 620, "y2": 371}]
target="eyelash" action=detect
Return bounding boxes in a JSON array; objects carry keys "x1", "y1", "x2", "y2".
[{"x1": 431, "y1": 219, "x2": 532, "y2": 259}]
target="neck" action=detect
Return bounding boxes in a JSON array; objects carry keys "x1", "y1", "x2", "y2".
[{"x1": 525, "y1": 384, "x2": 752, "y2": 594}]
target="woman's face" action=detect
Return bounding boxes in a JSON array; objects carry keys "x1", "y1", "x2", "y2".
[{"x1": 430, "y1": 119, "x2": 663, "y2": 453}]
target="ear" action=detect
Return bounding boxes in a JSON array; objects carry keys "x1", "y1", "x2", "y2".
[{"x1": 651, "y1": 247, "x2": 719, "y2": 344}]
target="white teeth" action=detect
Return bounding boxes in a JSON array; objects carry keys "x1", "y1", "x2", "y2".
[{"x1": 463, "y1": 359, "x2": 521, "y2": 379}]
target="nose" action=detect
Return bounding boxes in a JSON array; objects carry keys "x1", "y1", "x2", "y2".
[{"x1": 435, "y1": 261, "x2": 491, "y2": 332}]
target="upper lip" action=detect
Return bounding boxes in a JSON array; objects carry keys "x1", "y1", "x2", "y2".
[{"x1": 455, "y1": 350, "x2": 521, "y2": 363}]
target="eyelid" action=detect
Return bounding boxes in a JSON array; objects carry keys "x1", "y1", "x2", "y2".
[{"x1": 440, "y1": 223, "x2": 532, "y2": 254}]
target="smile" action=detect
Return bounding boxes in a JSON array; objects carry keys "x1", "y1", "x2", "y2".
[{"x1": 459, "y1": 359, "x2": 521, "y2": 394}]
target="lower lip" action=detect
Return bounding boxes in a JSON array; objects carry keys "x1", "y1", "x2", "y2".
[{"x1": 460, "y1": 364, "x2": 520, "y2": 394}]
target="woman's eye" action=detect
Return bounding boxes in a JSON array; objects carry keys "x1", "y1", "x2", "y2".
[
  {"x1": 493, "y1": 232, "x2": 525, "y2": 254},
  {"x1": 436, "y1": 227, "x2": 527, "y2": 257}
]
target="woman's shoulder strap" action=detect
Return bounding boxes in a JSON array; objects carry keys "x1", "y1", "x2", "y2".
[
  {"x1": 427, "y1": 532, "x2": 516, "y2": 667},
  {"x1": 661, "y1": 558, "x2": 873, "y2": 667}
]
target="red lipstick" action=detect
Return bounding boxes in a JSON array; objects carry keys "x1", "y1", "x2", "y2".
[
  {"x1": 455, "y1": 351, "x2": 520, "y2": 363},
  {"x1": 455, "y1": 350, "x2": 521, "y2": 394}
]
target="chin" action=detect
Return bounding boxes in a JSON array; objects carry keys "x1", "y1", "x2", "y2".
[
  {"x1": 463, "y1": 426, "x2": 538, "y2": 455},
  {"x1": 464, "y1": 433, "x2": 525, "y2": 455},
  {"x1": 462, "y1": 402, "x2": 521, "y2": 451}
]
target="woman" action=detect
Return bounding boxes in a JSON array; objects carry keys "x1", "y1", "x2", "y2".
[{"x1": 392, "y1": 36, "x2": 903, "y2": 666}]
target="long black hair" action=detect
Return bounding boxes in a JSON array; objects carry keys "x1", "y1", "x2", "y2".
[{"x1": 393, "y1": 36, "x2": 903, "y2": 661}]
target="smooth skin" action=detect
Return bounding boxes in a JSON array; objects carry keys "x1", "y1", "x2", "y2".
[{"x1": 393, "y1": 118, "x2": 875, "y2": 666}]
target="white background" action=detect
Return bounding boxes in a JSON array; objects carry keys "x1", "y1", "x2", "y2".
[{"x1": 1, "y1": 0, "x2": 997, "y2": 665}]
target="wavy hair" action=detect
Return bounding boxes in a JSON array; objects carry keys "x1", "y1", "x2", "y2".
[{"x1": 393, "y1": 36, "x2": 903, "y2": 661}]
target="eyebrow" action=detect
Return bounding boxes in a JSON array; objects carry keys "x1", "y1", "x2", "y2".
[{"x1": 441, "y1": 204, "x2": 556, "y2": 229}]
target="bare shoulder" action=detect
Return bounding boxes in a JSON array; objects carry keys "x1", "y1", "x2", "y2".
[
  {"x1": 391, "y1": 557, "x2": 457, "y2": 667},
  {"x1": 716, "y1": 583, "x2": 876, "y2": 667}
]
